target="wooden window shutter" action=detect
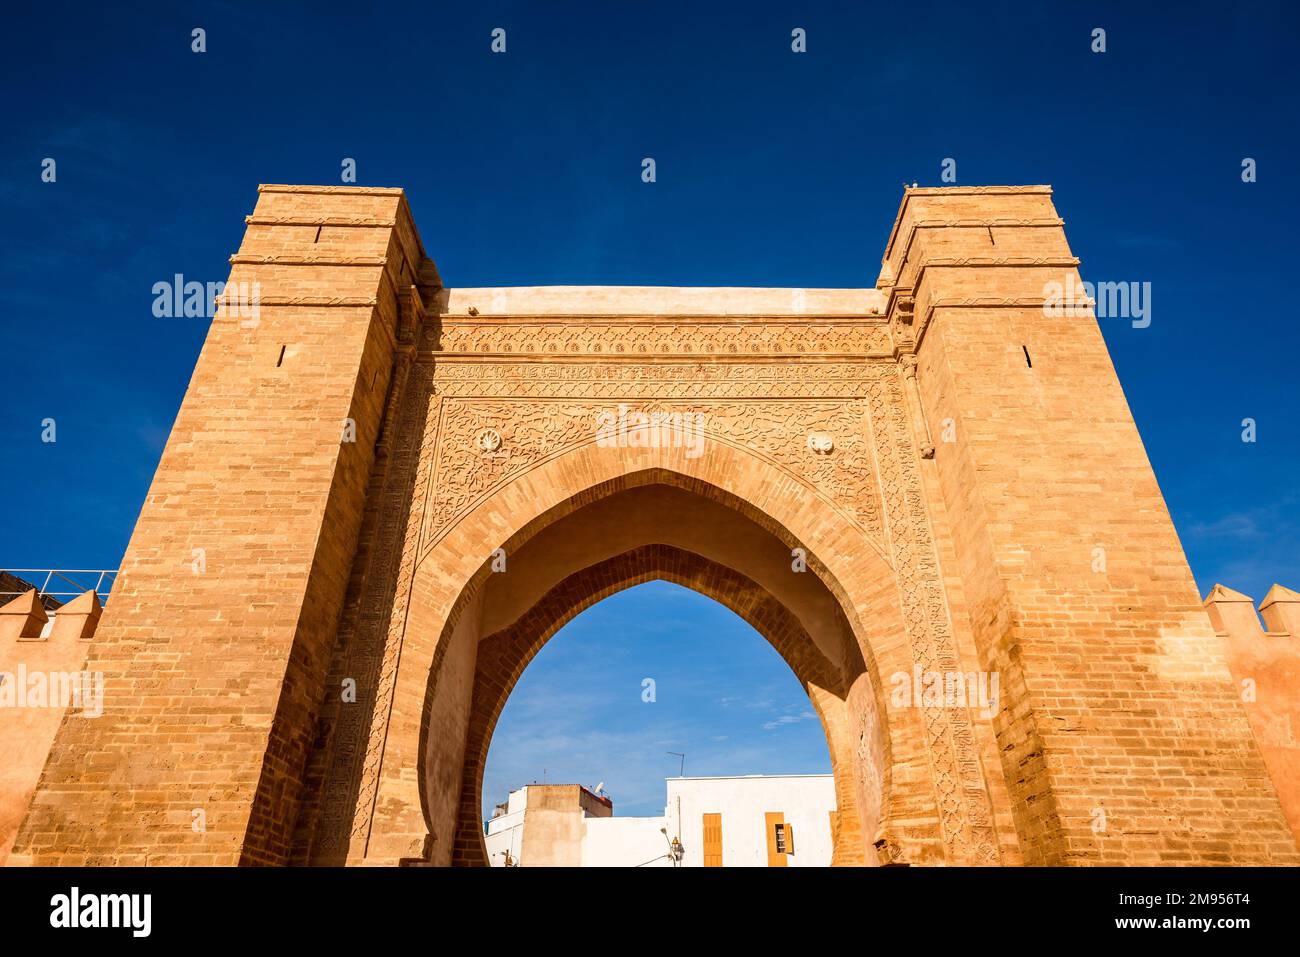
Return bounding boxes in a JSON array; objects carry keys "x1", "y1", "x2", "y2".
[
  {"x1": 765, "y1": 812, "x2": 787, "y2": 867},
  {"x1": 703, "y1": 813, "x2": 723, "y2": 867}
]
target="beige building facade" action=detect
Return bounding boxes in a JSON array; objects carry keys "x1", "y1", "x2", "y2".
[{"x1": 5, "y1": 184, "x2": 1299, "y2": 867}]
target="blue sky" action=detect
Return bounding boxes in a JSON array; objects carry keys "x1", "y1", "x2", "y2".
[
  {"x1": 484, "y1": 581, "x2": 827, "y2": 817},
  {"x1": 2, "y1": 3, "x2": 1297, "y2": 808}
]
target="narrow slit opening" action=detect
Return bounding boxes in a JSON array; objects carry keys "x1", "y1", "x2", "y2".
[
  {"x1": 277, "y1": 345, "x2": 287, "y2": 368},
  {"x1": 1022, "y1": 345, "x2": 1032, "y2": 368}
]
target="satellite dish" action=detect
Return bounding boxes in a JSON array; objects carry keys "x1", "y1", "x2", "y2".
[{"x1": 594, "y1": 781, "x2": 605, "y2": 794}]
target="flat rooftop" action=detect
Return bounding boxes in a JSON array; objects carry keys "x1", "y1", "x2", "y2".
[
  {"x1": 439, "y1": 286, "x2": 886, "y2": 317},
  {"x1": 666, "y1": 773, "x2": 834, "y2": 781}
]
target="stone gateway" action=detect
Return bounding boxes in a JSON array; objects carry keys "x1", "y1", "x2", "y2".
[{"x1": 10, "y1": 185, "x2": 1298, "y2": 866}]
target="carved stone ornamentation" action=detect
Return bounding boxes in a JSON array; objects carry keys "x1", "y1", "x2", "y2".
[
  {"x1": 807, "y1": 432, "x2": 834, "y2": 454},
  {"x1": 417, "y1": 396, "x2": 887, "y2": 564},
  {"x1": 432, "y1": 320, "x2": 894, "y2": 357}
]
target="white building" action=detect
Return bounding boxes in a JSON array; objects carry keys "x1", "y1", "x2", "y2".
[{"x1": 485, "y1": 774, "x2": 836, "y2": 867}]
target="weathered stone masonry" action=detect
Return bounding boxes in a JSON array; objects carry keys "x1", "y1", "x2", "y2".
[{"x1": 7, "y1": 184, "x2": 1298, "y2": 866}]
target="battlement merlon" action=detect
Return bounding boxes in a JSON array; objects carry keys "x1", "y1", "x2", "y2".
[
  {"x1": 1260, "y1": 584, "x2": 1300, "y2": 636},
  {"x1": 1207, "y1": 583, "x2": 1300, "y2": 845}
]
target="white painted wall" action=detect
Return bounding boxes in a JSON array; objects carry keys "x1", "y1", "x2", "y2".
[
  {"x1": 484, "y1": 786, "x2": 532, "y2": 865},
  {"x1": 486, "y1": 775, "x2": 836, "y2": 867},
  {"x1": 581, "y1": 817, "x2": 672, "y2": 867},
  {"x1": 665, "y1": 774, "x2": 835, "y2": 868},
  {"x1": 484, "y1": 807, "x2": 524, "y2": 866}
]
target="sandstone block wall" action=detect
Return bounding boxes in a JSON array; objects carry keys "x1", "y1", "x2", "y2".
[
  {"x1": 889, "y1": 187, "x2": 1298, "y2": 864},
  {"x1": 13, "y1": 187, "x2": 426, "y2": 864}
]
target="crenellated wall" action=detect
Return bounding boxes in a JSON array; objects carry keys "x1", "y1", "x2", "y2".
[
  {"x1": 0, "y1": 588, "x2": 103, "y2": 865},
  {"x1": 1205, "y1": 583, "x2": 1300, "y2": 847}
]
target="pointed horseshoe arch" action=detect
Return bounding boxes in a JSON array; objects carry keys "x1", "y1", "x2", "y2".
[
  {"x1": 350, "y1": 433, "x2": 1001, "y2": 867},
  {"x1": 450, "y1": 543, "x2": 862, "y2": 865}
]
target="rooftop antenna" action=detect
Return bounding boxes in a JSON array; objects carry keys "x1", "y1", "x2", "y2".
[{"x1": 667, "y1": 751, "x2": 685, "y2": 777}]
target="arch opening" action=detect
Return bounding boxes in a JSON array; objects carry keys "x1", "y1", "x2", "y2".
[
  {"x1": 407, "y1": 470, "x2": 897, "y2": 867},
  {"x1": 481, "y1": 580, "x2": 842, "y2": 867}
]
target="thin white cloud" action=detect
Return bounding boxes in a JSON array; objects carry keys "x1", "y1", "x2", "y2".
[{"x1": 761, "y1": 710, "x2": 817, "y2": 731}]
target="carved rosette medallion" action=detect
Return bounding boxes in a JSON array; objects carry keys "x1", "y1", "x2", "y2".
[{"x1": 807, "y1": 432, "x2": 834, "y2": 455}]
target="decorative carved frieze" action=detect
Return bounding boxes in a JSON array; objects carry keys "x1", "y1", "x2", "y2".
[
  {"x1": 417, "y1": 397, "x2": 886, "y2": 562},
  {"x1": 865, "y1": 374, "x2": 999, "y2": 863},
  {"x1": 429, "y1": 320, "x2": 893, "y2": 357},
  {"x1": 426, "y1": 359, "x2": 895, "y2": 399},
  {"x1": 228, "y1": 254, "x2": 388, "y2": 266}
]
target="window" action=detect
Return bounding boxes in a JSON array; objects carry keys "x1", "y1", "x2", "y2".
[{"x1": 764, "y1": 811, "x2": 789, "y2": 867}]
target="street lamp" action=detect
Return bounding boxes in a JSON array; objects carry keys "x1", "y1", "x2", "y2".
[{"x1": 660, "y1": 827, "x2": 685, "y2": 867}]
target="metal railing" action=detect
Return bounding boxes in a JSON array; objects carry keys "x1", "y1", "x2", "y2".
[{"x1": 0, "y1": 569, "x2": 119, "y2": 608}]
